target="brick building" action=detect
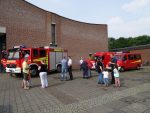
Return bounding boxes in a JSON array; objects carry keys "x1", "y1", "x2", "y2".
[{"x1": 0, "y1": 0, "x2": 108, "y2": 68}]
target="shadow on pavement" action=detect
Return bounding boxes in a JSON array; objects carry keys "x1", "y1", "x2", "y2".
[
  {"x1": 48, "y1": 82, "x2": 65, "y2": 87},
  {"x1": 0, "y1": 105, "x2": 13, "y2": 113}
]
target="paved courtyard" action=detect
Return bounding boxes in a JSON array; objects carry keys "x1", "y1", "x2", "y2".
[{"x1": 0, "y1": 66, "x2": 150, "y2": 113}]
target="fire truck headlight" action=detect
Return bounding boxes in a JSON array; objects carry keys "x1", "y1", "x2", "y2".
[{"x1": 15, "y1": 68, "x2": 21, "y2": 73}]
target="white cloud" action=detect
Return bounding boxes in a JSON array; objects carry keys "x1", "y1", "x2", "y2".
[
  {"x1": 107, "y1": 16, "x2": 124, "y2": 25},
  {"x1": 122, "y1": 0, "x2": 150, "y2": 12},
  {"x1": 107, "y1": 16, "x2": 150, "y2": 38}
]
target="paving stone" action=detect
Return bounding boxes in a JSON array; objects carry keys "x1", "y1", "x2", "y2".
[
  {"x1": 143, "y1": 98, "x2": 150, "y2": 106},
  {"x1": 121, "y1": 103, "x2": 148, "y2": 113},
  {"x1": 17, "y1": 110, "x2": 26, "y2": 113},
  {"x1": 142, "y1": 109, "x2": 150, "y2": 113},
  {"x1": 0, "y1": 67, "x2": 150, "y2": 113},
  {"x1": 109, "y1": 109, "x2": 127, "y2": 113},
  {"x1": 105, "y1": 100, "x2": 128, "y2": 109},
  {"x1": 138, "y1": 91, "x2": 150, "y2": 98},
  {"x1": 120, "y1": 96, "x2": 140, "y2": 104},
  {"x1": 87, "y1": 105, "x2": 113, "y2": 113},
  {"x1": 46, "y1": 87, "x2": 78, "y2": 105},
  {"x1": 121, "y1": 107, "x2": 137, "y2": 113}
]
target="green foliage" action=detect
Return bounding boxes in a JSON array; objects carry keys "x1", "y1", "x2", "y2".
[{"x1": 109, "y1": 35, "x2": 150, "y2": 50}]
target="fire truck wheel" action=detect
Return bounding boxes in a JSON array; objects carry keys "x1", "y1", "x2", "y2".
[
  {"x1": 57, "y1": 65, "x2": 62, "y2": 73},
  {"x1": 136, "y1": 65, "x2": 140, "y2": 70},
  {"x1": 30, "y1": 68, "x2": 38, "y2": 77}
]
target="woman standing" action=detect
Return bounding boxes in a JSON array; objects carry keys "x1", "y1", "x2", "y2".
[{"x1": 39, "y1": 59, "x2": 48, "y2": 88}]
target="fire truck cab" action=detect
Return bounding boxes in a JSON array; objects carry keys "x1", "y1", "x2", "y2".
[
  {"x1": 5, "y1": 45, "x2": 67, "y2": 76},
  {"x1": 88, "y1": 52, "x2": 115, "y2": 69},
  {"x1": 115, "y1": 52, "x2": 142, "y2": 71}
]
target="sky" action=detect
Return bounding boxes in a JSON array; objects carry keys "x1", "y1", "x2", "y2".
[{"x1": 26, "y1": 0, "x2": 150, "y2": 38}]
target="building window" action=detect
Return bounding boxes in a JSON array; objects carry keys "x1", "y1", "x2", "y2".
[{"x1": 51, "y1": 24, "x2": 56, "y2": 45}]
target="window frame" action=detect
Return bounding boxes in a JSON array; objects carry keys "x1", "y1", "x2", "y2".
[
  {"x1": 33, "y1": 49, "x2": 39, "y2": 57},
  {"x1": 39, "y1": 49, "x2": 46, "y2": 57}
]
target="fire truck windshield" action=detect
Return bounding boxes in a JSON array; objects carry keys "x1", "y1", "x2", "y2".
[
  {"x1": 115, "y1": 55, "x2": 123, "y2": 60},
  {"x1": 8, "y1": 50, "x2": 20, "y2": 60},
  {"x1": 2, "y1": 51, "x2": 7, "y2": 59}
]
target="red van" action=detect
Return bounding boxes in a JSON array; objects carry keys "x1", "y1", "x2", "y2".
[{"x1": 115, "y1": 52, "x2": 142, "y2": 71}]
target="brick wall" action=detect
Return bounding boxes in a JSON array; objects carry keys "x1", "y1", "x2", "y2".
[
  {"x1": 0, "y1": 0, "x2": 49, "y2": 48},
  {"x1": 131, "y1": 49, "x2": 150, "y2": 65},
  {"x1": 59, "y1": 17, "x2": 108, "y2": 68},
  {"x1": 0, "y1": 0, "x2": 108, "y2": 69}
]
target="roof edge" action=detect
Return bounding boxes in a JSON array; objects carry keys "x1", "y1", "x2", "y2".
[{"x1": 24, "y1": 0, "x2": 107, "y2": 26}]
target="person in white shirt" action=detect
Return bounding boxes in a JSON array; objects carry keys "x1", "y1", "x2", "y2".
[
  {"x1": 113, "y1": 65, "x2": 120, "y2": 87},
  {"x1": 102, "y1": 68, "x2": 109, "y2": 86},
  {"x1": 68, "y1": 56, "x2": 73, "y2": 80},
  {"x1": 79, "y1": 57, "x2": 83, "y2": 70}
]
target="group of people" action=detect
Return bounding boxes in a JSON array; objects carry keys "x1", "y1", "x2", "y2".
[
  {"x1": 22, "y1": 57, "x2": 48, "y2": 90},
  {"x1": 60, "y1": 56, "x2": 73, "y2": 81},
  {"x1": 96, "y1": 56, "x2": 121, "y2": 87},
  {"x1": 21, "y1": 54, "x2": 120, "y2": 90},
  {"x1": 80, "y1": 55, "x2": 121, "y2": 87},
  {"x1": 21, "y1": 55, "x2": 74, "y2": 90},
  {"x1": 80, "y1": 57, "x2": 92, "y2": 79}
]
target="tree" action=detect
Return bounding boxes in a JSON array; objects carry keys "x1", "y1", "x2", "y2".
[{"x1": 108, "y1": 35, "x2": 150, "y2": 51}]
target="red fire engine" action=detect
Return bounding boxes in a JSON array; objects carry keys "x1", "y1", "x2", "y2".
[
  {"x1": 3, "y1": 45, "x2": 67, "y2": 76},
  {"x1": 88, "y1": 51, "x2": 142, "y2": 72},
  {"x1": 115, "y1": 52, "x2": 142, "y2": 71},
  {"x1": 88, "y1": 52, "x2": 115, "y2": 69}
]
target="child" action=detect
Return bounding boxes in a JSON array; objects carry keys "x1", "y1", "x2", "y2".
[
  {"x1": 113, "y1": 65, "x2": 120, "y2": 87},
  {"x1": 22, "y1": 73, "x2": 31, "y2": 88},
  {"x1": 103, "y1": 68, "x2": 109, "y2": 86},
  {"x1": 27, "y1": 73, "x2": 32, "y2": 88}
]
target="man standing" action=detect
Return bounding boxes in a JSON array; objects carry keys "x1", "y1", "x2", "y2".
[
  {"x1": 68, "y1": 56, "x2": 73, "y2": 80},
  {"x1": 39, "y1": 59, "x2": 48, "y2": 88},
  {"x1": 79, "y1": 57, "x2": 83, "y2": 70},
  {"x1": 61, "y1": 57, "x2": 67, "y2": 81},
  {"x1": 97, "y1": 57, "x2": 104, "y2": 84},
  {"x1": 110, "y1": 55, "x2": 117, "y2": 84},
  {"x1": 22, "y1": 57, "x2": 30, "y2": 89}
]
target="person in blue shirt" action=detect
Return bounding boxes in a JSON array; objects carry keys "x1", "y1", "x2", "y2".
[{"x1": 61, "y1": 57, "x2": 68, "y2": 81}]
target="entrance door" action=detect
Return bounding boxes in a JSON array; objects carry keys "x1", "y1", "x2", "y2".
[
  {"x1": 0, "y1": 33, "x2": 6, "y2": 62},
  {"x1": 0, "y1": 34, "x2": 6, "y2": 51}
]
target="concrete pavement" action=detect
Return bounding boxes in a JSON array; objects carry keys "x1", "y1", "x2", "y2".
[{"x1": 0, "y1": 66, "x2": 150, "y2": 113}]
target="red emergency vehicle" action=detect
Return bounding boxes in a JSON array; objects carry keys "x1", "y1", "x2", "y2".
[
  {"x1": 115, "y1": 52, "x2": 142, "y2": 71},
  {"x1": 4, "y1": 45, "x2": 67, "y2": 76},
  {"x1": 1, "y1": 50, "x2": 7, "y2": 69},
  {"x1": 88, "y1": 52, "x2": 115, "y2": 69}
]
